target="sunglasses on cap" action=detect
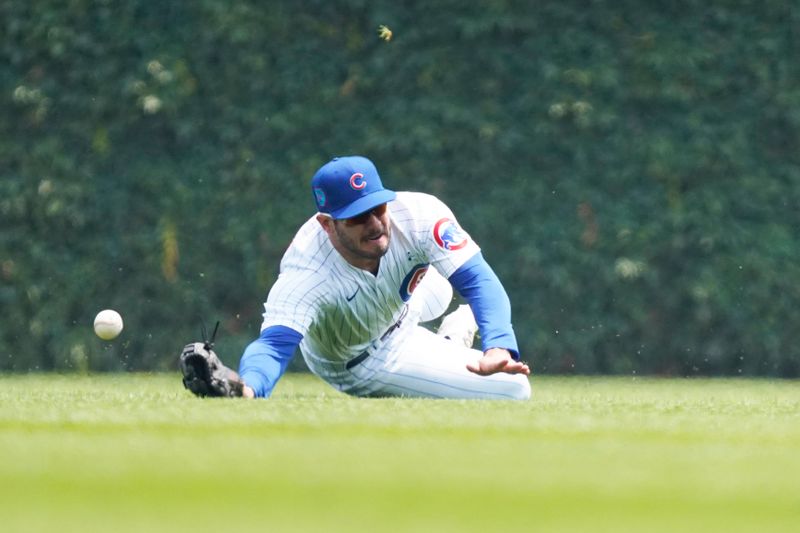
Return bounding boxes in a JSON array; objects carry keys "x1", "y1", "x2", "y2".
[{"x1": 340, "y1": 203, "x2": 388, "y2": 226}]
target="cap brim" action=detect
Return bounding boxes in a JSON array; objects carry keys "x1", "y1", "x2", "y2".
[{"x1": 330, "y1": 189, "x2": 397, "y2": 219}]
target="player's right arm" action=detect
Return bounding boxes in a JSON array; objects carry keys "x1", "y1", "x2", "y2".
[
  {"x1": 238, "y1": 325, "x2": 303, "y2": 398},
  {"x1": 238, "y1": 216, "x2": 335, "y2": 397},
  {"x1": 239, "y1": 258, "x2": 330, "y2": 397}
]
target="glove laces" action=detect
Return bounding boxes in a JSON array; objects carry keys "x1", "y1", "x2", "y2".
[{"x1": 200, "y1": 319, "x2": 220, "y2": 351}]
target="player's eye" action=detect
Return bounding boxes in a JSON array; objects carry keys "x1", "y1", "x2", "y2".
[{"x1": 343, "y1": 203, "x2": 387, "y2": 226}]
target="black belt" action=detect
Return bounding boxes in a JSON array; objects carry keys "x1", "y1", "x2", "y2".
[
  {"x1": 345, "y1": 307, "x2": 408, "y2": 370},
  {"x1": 345, "y1": 350, "x2": 371, "y2": 370}
]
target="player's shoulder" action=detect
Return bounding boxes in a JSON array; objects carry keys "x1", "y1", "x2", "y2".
[
  {"x1": 390, "y1": 191, "x2": 452, "y2": 224},
  {"x1": 393, "y1": 191, "x2": 447, "y2": 210},
  {"x1": 279, "y1": 216, "x2": 334, "y2": 274}
]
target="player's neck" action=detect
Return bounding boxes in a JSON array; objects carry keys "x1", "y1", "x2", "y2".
[{"x1": 340, "y1": 252, "x2": 380, "y2": 275}]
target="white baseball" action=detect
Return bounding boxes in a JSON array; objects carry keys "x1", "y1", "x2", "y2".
[{"x1": 94, "y1": 309, "x2": 123, "y2": 340}]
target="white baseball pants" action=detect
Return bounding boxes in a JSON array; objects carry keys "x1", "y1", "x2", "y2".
[{"x1": 321, "y1": 269, "x2": 531, "y2": 400}]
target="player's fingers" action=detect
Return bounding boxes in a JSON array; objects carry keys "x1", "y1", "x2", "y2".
[
  {"x1": 466, "y1": 357, "x2": 508, "y2": 376},
  {"x1": 466, "y1": 362, "x2": 490, "y2": 375},
  {"x1": 483, "y1": 358, "x2": 509, "y2": 375},
  {"x1": 504, "y1": 361, "x2": 531, "y2": 375},
  {"x1": 493, "y1": 358, "x2": 510, "y2": 371}
]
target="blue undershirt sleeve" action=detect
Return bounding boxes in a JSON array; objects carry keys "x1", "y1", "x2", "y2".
[
  {"x1": 448, "y1": 252, "x2": 521, "y2": 360},
  {"x1": 238, "y1": 325, "x2": 303, "y2": 398}
]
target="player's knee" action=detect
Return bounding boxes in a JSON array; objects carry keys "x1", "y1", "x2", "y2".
[{"x1": 509, "y1": 376, "x2": 531, "y2": 401}]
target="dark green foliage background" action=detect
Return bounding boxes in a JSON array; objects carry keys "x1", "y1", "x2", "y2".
[{"x1": 2, "y1": 1, "x2": 798, "y2": 376}]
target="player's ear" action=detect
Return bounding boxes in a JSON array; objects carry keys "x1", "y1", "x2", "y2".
[{"x1": 316, "y1": 214, "x2": 335, "y2": 235}]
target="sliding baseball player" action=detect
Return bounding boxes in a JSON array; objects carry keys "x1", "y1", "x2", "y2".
[{"x1": 181, "y1": 155, "x2": 530, "y2": 400}]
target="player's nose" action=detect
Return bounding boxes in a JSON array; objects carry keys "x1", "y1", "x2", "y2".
[{"x1": 362, "y1": 212, "x2": 383, "y2": 230}]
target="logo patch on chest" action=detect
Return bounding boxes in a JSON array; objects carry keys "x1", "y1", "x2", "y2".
[{"x1": 399, "y1": 263, "x2": 430, "y2": 302}]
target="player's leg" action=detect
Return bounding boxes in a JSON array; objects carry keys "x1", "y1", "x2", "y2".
[
  {"x1": 359, "y1": 326, "x2": 531, "y2": 400},
  {"x1": 341, "y1": 274, "x2": 528, "y2": 399},
  {"x1": 408, "y1": 266, "x2": 453, "y2": 323},
  {"x1": 435, "y1": 303, "x2": 478, "y2": 347}
]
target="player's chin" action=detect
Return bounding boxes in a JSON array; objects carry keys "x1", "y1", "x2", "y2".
[{"x1": 363, "y1": 234, "x2": 389, "y2": 255}]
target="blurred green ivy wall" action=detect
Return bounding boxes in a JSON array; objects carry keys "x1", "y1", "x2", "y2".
[{"x1": 2, "y1": 1, "x2": 798, "y2": 376}]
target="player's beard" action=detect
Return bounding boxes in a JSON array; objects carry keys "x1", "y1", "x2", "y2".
[{"x1": 334, "y1": 221, "x2": 391, "y2": 261}]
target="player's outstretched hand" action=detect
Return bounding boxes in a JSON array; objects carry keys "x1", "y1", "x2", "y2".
[{"x1": 466, "y1": 348, "x2": 531, "y2": 376}]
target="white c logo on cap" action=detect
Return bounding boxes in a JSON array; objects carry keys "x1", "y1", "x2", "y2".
[{"x1": 349, "y1": 173, "x2": 366, "y2": 190}]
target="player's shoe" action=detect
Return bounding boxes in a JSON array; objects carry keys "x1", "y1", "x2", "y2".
[
  {"x1": 437, "y1": 304, "x2": 478, "y2": 348},
  {"x1": 179, "y1": 342, "x2": 244, "y2": 397}
]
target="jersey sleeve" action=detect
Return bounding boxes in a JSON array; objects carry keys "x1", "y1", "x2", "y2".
[
  {"x1": 259, "y1": 269, "x2": 330, "y2": 336},
  {"x1": 238, "y1": 325, "x2": 302, "y2": 398},
  {"x1": 403, "y1": 193, "x2": 481, "y2": 278},
  {"x1": 449, "y1": 253, "x2": 520, "y2": 359}
]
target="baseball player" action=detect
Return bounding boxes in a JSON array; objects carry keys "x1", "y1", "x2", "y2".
[{"x1": 180, "y1": 156, "x2": 531, "y2": 400}]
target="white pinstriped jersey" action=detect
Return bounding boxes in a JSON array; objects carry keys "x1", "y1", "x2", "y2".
[{"x1": 260, "y1": 191, "x2": 480, "y2": 376}]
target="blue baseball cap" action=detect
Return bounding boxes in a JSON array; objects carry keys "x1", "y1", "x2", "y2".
[{"x1": 311, "y1": 156, "x2": 396, "y2": 219}]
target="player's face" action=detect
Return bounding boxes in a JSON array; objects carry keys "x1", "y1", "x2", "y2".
[{"x1": 318, "y1": 204, "x2": 391, "y2": 271}]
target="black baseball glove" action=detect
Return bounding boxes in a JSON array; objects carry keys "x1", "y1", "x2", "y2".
[{"x1": 179, "y1": 342, "x2": 244, "y2": 397}]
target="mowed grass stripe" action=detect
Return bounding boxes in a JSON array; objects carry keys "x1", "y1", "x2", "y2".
[{"x1": 0, "y1": 374, "x2": 798, "y2": 533}]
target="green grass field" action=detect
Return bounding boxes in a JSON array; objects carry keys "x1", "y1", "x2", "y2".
[{"x1": 1, "y1": 374, "x2": 797, "y2": 533}]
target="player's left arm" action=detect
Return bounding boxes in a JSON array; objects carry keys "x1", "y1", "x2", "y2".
[{"x1": 448, "y1": 252, "x2": 530, "y2": 376}]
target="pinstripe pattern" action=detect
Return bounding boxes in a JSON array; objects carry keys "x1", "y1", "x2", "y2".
[
  {"x1": 258, "y1": 192, "x2": 527, "y2": 399},
  {"x1": 333, "y1": 319, "x2": 530, "y2": 400}
]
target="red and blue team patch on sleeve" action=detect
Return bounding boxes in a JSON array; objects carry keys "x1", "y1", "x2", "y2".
[{"x1": 433, "y1": 218, "x2": 469, "y2": 251}]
